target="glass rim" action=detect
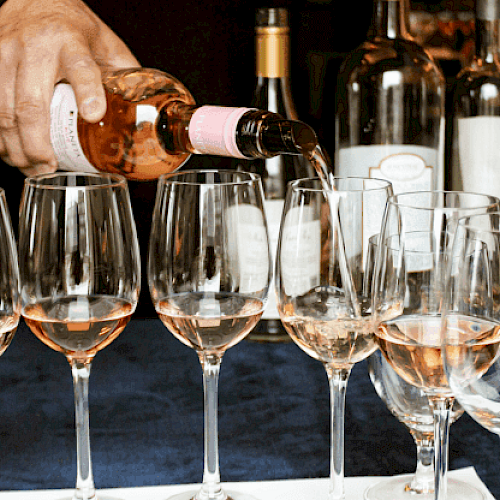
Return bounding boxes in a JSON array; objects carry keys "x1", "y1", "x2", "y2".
[
  {"x1": 23, "y1": 171, "x2": 127, "y2": 190},
  {"x1": 387, "y1": 190, "x2": 500, "y2": 211},
  {"x1": 290, "y1": 176, "x2": 392, "y2": 193},
  {"x1": 457, "y1": 211, "x2": 500, "y2": 234},
  {"x1": 158, "y1": 169, "x2": 262, "y2": 186},
  {"x1": 378, "y1": 231, "x2": 445, "y2": 254}
]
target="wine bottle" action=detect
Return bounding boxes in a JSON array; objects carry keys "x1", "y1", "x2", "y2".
[
  {"x1": 49, "y1": 67, "x2": 317, "y2": 181},
  {"x1": 333, "y1": 0, "x2": 445, "y2": 193},
  {"x1": 240, "y1": 8, "x2": 313, "y2": 342},
  {"x1": 450, "y1": 0, "x2": 500, "y2": 195}
]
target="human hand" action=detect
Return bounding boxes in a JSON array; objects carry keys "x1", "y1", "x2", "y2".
[{"x1": 0, "y1": 0, "x2": 140, "y2": 176}]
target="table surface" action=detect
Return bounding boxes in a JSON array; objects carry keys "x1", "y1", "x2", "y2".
[
  {"x1": 0, "y1": 319, "x2": 497, "y2": 497},
  {"x1": 0, "y1": 468, "x2": 494, "y2": 500}
]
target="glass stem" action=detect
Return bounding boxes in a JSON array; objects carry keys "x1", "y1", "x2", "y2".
[
  {"x1": 429, "y1": 396, "x2": 453, "y2": 500},
  {"x1": 408, "y1": 430, "x2": 434, "y2": 494},
  {"x1": 198, "y1": 353, "x2": 225, "y2": 500},
  {"x1": 325, "y1": 364, "x2": 351, "y2": 500},
  {"x1": 71, "y1": 359, "x2": 96, "y2": 500}
]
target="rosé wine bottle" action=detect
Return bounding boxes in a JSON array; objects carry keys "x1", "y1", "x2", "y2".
[{"x1": 50, "y1": 67, "x2": 317, "y2": 181}]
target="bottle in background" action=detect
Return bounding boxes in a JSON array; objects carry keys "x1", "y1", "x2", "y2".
[
  {"x1": 333, "y1": 0, "x2": 445, "y2": 194},
  {"x1": 240, "y1": 7, "x2": 314, "y2": 342},
  {"x1": 450, "y1": 0, "x2": 500, "y2": 196},
  {"x1": 50, "y1": 67, "x2": 317, "y2": 181}
]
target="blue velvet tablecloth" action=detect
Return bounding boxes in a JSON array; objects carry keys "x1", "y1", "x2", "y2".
[{"x1": 0, "y1": 319, "x2": 497, "y2": 497}]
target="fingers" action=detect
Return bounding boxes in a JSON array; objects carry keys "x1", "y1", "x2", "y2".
[
  {"x1": 0, "y1": 3, "x2": 141, "y2": 174},
  {"x1": 0, "y1": 37, "x2": 20, "y2": 166},
  {"x1": 59, "y1": 34, "x2": 107, "y2": 123},
  {"x1": 13, "y1": 38, "x2": 60, "y2": 171},
  {"x1": 0, "y1": 35, "x2": 57, "y2": 173},
  {"x1": 0, "y1": 26, "x2": 107, "y2": 172}
]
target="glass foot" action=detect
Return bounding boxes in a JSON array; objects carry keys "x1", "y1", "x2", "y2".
[
  {"x1": 364, "y1": 477, "x2": 486, "y2": 500},
  {"x1": 167, "y1": 490, "x2": 259, "y2": 500},
  {"x1": 57, "y1": 496, "x2": 124, "y2": 500}
]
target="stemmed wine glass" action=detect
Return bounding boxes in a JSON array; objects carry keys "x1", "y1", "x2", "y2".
[
  {"x1": 0, "y1": 188, "x2": 20, "y2": 362},
  {"x1": 366, "y1": 350, "x2": 464, "y2": 500},
  {"x1": 148, "y1": 170, "x2": 271, "y2": 500},
  {"x1": 18, "y1": 172, "x2": 141, "y2": 500},
  {"x1": 365, "y1": 235, "x2": 464, "y2": 500},
  {"x1": 443, "y1": 212, "x2": 500, "y2": 438},
  {"x1": 275, "y1": 177, "x2": 392, "y2": 500},
  {"x1": 372, "y1": 191, "x2": 499, "y2": 500}
]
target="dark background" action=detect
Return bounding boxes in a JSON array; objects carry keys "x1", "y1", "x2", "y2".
[{"x1": 1, "y1": 0, "x2": 474, "y2": 317}]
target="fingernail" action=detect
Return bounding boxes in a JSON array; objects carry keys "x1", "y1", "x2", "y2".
[{"x1": 81, "y1": 98, "x2": 101, "y2": 117}]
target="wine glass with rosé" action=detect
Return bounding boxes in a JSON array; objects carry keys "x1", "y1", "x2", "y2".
[
  {"x1": 364, "y1": 234, "x2": 464, "y2": 500},
  {"x1": 372, "y1": 191, "x2": 499, "y2": 500},
  {"x1": 0, "y1": 188, "x2": 20, "y2": 366},
  {"x1": 366, "y1": 350, "x2": 464, "y2": 500},
  {"x1": 148, "y1": 170, "x2": 271, "y2": 500},
  {"x1": 18, "y1": 172, "x2": 141, "y2": 500},
  {"x1": 275, "y1": 177, "x2": 392, "y2": 500},
  {"x1": 443, "y1": 212, "x2": 500, "y2": 440}
]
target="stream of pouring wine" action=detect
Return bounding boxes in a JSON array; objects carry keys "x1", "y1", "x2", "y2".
[{"x1": 304, "y1": 144, "x2": 362, "y2": 320}]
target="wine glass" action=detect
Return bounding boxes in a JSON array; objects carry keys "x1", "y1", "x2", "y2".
[
  {"x1": 372, "y1": 191, "x2": 499, "y2": 500},
  {"x1": 148, "y1": 169, "x2": 271, "y2": 500},
  {"x1": 365, "y1": 235, "x2": 464, "y2": 500},
  {"x1": 18, "y1": 172, "x2": 141, "y2": 500},
  {"x1": 0, "y1": 188, "x2": 20, "y2": 362},
  {"x1": 443, "y1": 212, "x2": 500, "y2": 437},
  {"x1": 366, "y1": 350, "x2": 465, "y2": 500},
  {"x1": 275, "y1": 177, "x2": 392, "y2": 500}
]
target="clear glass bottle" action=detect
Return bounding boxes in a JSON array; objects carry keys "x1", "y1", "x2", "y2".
[
  {"x1": 50, "y1": 67, "x2": 317, "y2": 181},
  {"x1": 333, "y1": 0, "x2": 445, "y2": 193},
  {"x1": 450, "y1": 0, "x2": 500, "y2": 195},
  {"x1": 240, "y1": 8, "x2": 314, "y2": 342}
]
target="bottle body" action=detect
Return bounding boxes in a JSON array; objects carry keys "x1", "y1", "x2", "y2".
[
  {"x1": 334, "y1": 0, "x2": 445, "y2": 194},
  {"x1": 450, "y1": 0, "x2": 500, "y2": 195},
  {"x1": 239, "y1": 8, "x2": 313, "y2": 342},
  {"x1": 51, "y1": 68, "x2": 196, "y2": 181},
  {"x1": 50, "y1": 67, "x2": 317, "y2": 181}
]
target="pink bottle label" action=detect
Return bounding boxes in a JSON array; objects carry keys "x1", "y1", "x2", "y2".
[{"x1": 188, "y1": 106, "x2": 254, "y2": 159}]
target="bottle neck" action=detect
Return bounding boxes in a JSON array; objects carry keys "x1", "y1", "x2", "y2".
[
  {"x1": 476, "y1": 0, "x2": 500, "y2": 63},
  {"x1": 256, "y1": 26, "x2": 290, "y2": 79},
  {"x1": 369, "y1": 0, "x2": 408, "y2": 40},
  {"x1": 236, "y1": 110, "x2": 317, "y2": 158},
  {"x1": 156, "y1": 104, "x2": 317, "y2": 160}
]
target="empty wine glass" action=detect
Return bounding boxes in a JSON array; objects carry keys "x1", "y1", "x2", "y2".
[
  {"x1": 276, "y1": 177, "x2": 392, "y2": 500},
  {"x1": 372, "y1": 191, "x2": 499, "y2": 500},
  {"x1": 0, "y1": 188, "x2": 20, "y2": 362},
  {"x1": 18, "y1": 172, "x2": 141, "y2": 500},
  {"x1": 148, "y1": 170, "x2": 271, "y2": 500},
  {"x1": 443, "y1": 212, "x2": 500, "y2": 437}
]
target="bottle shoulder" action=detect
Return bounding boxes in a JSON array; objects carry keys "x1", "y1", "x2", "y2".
[
  {"x1": 454, "y1": 60, "x2": 500, "y2": 90},
  {"x1": 338, "y1": 37, "x2": 444, "y2": 86},
  {"x1": 101, "y1": 67, "x2": 196, "y2": 105}
]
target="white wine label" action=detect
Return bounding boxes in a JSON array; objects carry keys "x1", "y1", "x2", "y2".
[
  {"x1": 338, "y1": 145, "x2": 438, "y2": 194},
  {"x1": 189, "y1": 106, "x2": 254, "y2": 159},
  {"x1": 50, "y1": 84, "x2": 99, "y2": 173},
  {"x1": 338, "y1": 145, "x2": 440, "y2": 264},
  {"x1": 262, "y1": 199, "x2": 284, "y2": 320},
  {"x1": 226, "y1": 204, "x2": 270, "y2": 295},
  {"x1": 457, "y1": 117, "x2": 500, "y2": 198},
  {"x1": 280, "y1": 206, "x2": 321, "y2": 297}
]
